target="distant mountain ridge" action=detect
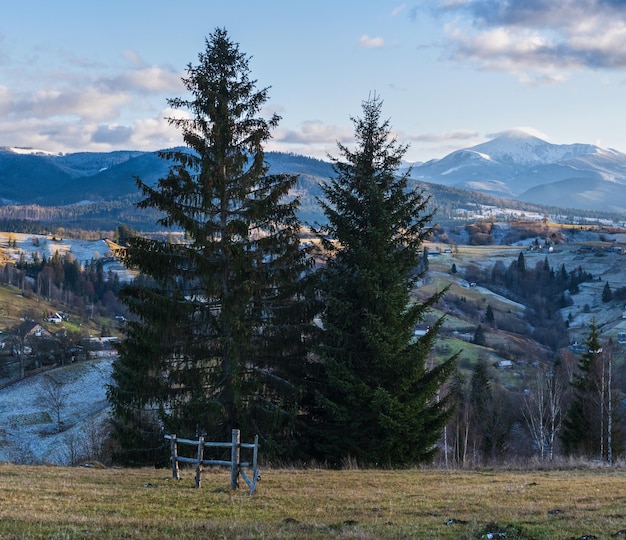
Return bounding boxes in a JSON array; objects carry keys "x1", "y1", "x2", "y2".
[
  {"x1": 0, "y1": 147, "x2": 170, "y2": 205},
  {"x1": 409, "y1": 131, "x2": 626, "y2": 212},
  {"x1": 1, "y1": 132, "x2": 626, "y2": 223}
]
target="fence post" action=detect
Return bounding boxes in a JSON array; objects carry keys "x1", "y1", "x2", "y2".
[
  {"x1": 231, "y1": 429, "x2": 240, "y2": 490},
  {"x1": 195, "y1": 436, "x2": 204, "y2": 489},
  {"x1": 251, "y1": 434, "x2": 259, "y2": 495},
  {"x1": 170, "y1": 434, "x2": 180, "y2": 480}
]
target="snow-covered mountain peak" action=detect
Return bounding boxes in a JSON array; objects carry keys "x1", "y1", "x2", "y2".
[
  {"x1": 409, "y1": 131, "x2": 626, "y2": 210},
  {"x1": 469, "y1": 132, "x2": 598, "y2": 166}
]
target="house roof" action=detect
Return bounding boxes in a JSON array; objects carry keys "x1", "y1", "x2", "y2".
[{"x1": 13, "y1": 320, "x2": 55, "y2": 339}]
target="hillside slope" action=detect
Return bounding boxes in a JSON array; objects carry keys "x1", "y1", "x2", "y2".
[{"x1": 0, "y1": 359, "x2": 112, "y2": 465}]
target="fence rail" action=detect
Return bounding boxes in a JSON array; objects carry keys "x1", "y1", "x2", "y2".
[{"x1": 164, "y1": 429, "x2": 259, "y2": 494}]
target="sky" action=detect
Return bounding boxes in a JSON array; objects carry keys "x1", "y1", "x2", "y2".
[{"x1": 2, "y1": 0, "x2": 626, "y2": 163}]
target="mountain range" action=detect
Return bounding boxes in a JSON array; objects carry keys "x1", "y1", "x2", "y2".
[
  {"x1": 1, "y1": 131, "x2": 625, "y2": 230},
  {"x1": 410, "y1": 131, "x2": 626, "y2": 212}
]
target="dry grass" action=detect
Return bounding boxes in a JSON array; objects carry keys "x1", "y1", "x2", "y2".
[{"x1": 1, "y1": 464, "x2": 625, "y2": 539}]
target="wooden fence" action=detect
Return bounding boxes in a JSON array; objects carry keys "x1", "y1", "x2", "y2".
[{"x1": 164, "y1": 429, "x2": 259, "y2": 494}]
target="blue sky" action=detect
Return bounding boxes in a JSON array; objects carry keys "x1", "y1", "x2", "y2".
[{"x1": 2, "y1": 0, "x2": 626, "y2": 163}]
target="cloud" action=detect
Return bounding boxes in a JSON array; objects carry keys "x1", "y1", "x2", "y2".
[
  {"x1": 1, "y1": 58, "x2": 182, "y2": 124},
  {"x1": 395, "y1": 128, "x2": 484, "y2": 162},
  {"x1": 266, "y1": 120, "x2": 355, "y2": 159},
  {"x1": 408, "y1": 129, "x2": 479, "y2": 143},
  {"x1": 0, "y1": 46, "x2": 187, "y2": 153},
  {"x1": 104, "y1": 66, "x2": 183, "y2": 94},
  {"x1": 423, "y1": 0, "x2": 626, "y2": 79},
  {"x1": 359, "y1": 35, "x2": 385, "y2": 48},
  {"x1": 270, "y1": 123, "x2": 483, "y2": 162},
  {"x1": 1, "y1": 85, "x2": 132, "y2": 123},
  {"x1": 392, "y1": 4, "x2": 406, "y2": 17},
  {"x1": 486, "y1": 127, "x2": 551, "y2": 140},
  {"x1": 0, "y1": 76, "x2": 185, "y2": 153},
  {"x1": 277, "y1": 120, "x2": 354, "y2": 145},
  {"x1": 123, "y1": 49, "x2": 148, "y2": 68},
  {"x1": 3, "y1": 112, "x2": 181, "y2": 155},
  {"x1": 0, "y1": 85, "x2": 10, "y2": 115},
  {"x1": 129, "y1": 107, "x2": 186, "y2": 150},
  {"x1": 91, "y1": 124, "x2": 134, "y2": 145},
  {"x1": 0, "y1": 116, "x2": 100, "y2": 154}
]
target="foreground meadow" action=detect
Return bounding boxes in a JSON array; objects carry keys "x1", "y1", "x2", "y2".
[{"x1": 0, "y1": 464, "x2": 625, "y2": 539}]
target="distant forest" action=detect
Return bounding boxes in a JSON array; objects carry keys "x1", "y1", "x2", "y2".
[{"x1": 0, "y1": 171, "x2": 624, "y2": 235}]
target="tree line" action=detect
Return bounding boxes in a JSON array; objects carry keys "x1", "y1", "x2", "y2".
[
  {"x1": 445, "y1": 318, "x2": 624, "y2": 465},
  {"x1": 0, "y1": 251, "x2": 123, "y2": 320},
  {"x1": 0, "y1": 196, "x2": 165, "y2": 232}
]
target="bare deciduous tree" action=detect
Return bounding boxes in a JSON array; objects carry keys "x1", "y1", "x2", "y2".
[
  {"x1": 38, "y1": 374, "x2": 68, "y2": 432},
  {"x1": 522, "y1": 368, "x2": 564, "y2": 460}
]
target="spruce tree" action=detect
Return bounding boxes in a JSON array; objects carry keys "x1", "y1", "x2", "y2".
[
  {"x1": 107, "y1": 28, "x2": 313, "y2": 465},
  {"x1": 309, "y1": 95, "x2": 455, "y2": 466},
  {"x1": 473, "y1": 324, "x2": 486, "y2": 346}
]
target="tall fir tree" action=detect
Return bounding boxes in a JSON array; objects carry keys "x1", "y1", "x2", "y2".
[
  {"x1": 308, "y1": 95, "x2": 456, "y2": 466},
  {"x1": 472, "y1": 324, "x2": 486, "y2": 346},
  {"x1": 107, "y1": 28, "x2": 313, "y2": 465}
]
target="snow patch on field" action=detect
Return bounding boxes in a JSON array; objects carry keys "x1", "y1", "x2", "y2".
[{"x1": 0, "y1": 359, "x2": 112, "y2": 465}]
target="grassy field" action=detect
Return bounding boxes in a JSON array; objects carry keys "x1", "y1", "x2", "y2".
[{"x1": 1, "y1": 464, "x2": 626, "y2": 539}]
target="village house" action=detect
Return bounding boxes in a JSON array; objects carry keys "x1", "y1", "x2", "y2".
[
  {"x1": 11, "y1": 319, "x2": 62, "y2": 368},
  {"x1": 413, "y1": 324, "x2": 430, "y2": 337},
  {"x1": 14, "y1": 319, "x2": 55, "y2": 340}
]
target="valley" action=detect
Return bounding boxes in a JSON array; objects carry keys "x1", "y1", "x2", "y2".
[{"x1": 1, "y1": 218, "x2": 626, "y2": 465}]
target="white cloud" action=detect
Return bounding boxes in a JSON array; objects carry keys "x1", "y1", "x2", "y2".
[
  {"x1": 27, "y1": 87, "x2": 133, "y2": 122},
  {"x1": 408, "y1": 129, "x2": 479, "y2": 143},
  {"x1": 276, "y1": 120, "x2": 353, "y2": 145},
  {"x1": 92, "y1": 124, "x2": 134, "y2": 145},
  {"x1": 487, "y1": 127, "x2": 551, "y2": 141},
  {"x1": 426, "y1": 0, "x2": 626, "y2": 80},
  {"x1": 392, "y1": 4, "x2": 406, "y2": 17},
  {"x1": 0, "y1": 85, "x2": 10, "y2": 115},
  {"x1": 113, "y1": 66, "x2": 184, "y2": 93},
  {"x1": 450, "y1": 26, "x2": 563, "y2": 69},
  {"x1": 267, "y1": 120, "x2": 355, "y2": 159},
  {"x1": 129, "y1": 107, "x2": 186, "y2": 150},
  {"x1": 359, "y1": 35, "x2": 385, "y2": 48},
  {"x1": 0, "y1": 44, "x2": 187, "y2": 152},
  {"x1": 122, "y1": 49, "x2": 147, "y2": 68}
]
